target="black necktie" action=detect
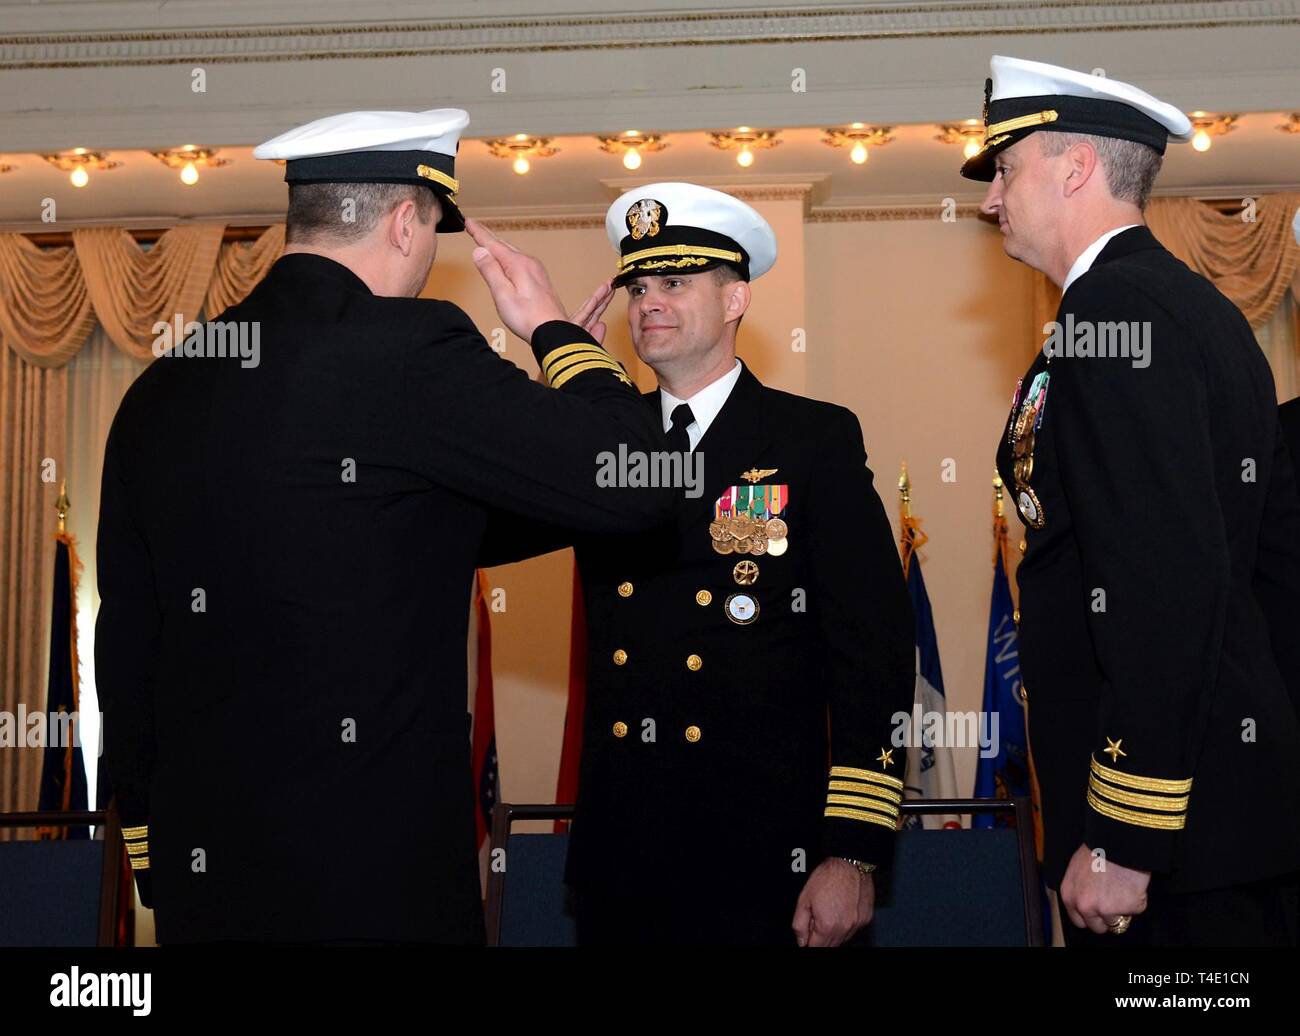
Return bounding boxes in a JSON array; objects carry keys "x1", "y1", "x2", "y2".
[{"x1": 667, "y1": 402, "x2": 695, "y2": 454}]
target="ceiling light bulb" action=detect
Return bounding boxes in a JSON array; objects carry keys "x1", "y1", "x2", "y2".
[
  {"x1": 70, "y1": 165, "x2": 89, "y2": 188},
  {"x1": 850, "y1": 142, "x2": 868, "y2": 165},
  {"x1": 963, "y1": 137, "x2": 982, "y2": 160},
  {"x1": 736, "y1": 146, "x2": 754, "y2": 168},
  {"x1": 513, "y1": 156, "x2": 530, "y2": 175},
  {"x1": 180, "y1": 160, "x2": 199, "y2": 185},
  {"x1": 622, "y1": 148, "x2": 642, "y2": 171},
  {"x1": 1192, "y1": 129, "x2": 1212, "y2": 152}
]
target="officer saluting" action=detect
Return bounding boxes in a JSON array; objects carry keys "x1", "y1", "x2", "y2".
[
  {"x1": 485, "y1": 183, "x2": 915, "y2": 945},
  {"x1": 965, "y1": 57, "x2": 1300, "y2": 944},
  {"x1": 95, "y1": 108, "x2": 675, "y2": 944}
]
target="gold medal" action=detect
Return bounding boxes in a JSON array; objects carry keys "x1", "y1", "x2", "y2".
[
  {"x1": 1013, "y1": 404, "x2": 1037, "y2": 442},
  {"x1": 709, "y1": 520, "x2": 728, "y2": 542},
  {"x1": 766, "y1": 536, "x2": 788, "y2": 557},
  {"x1": 749, "y1": 535, "x2": 768, "y2": 556},
  {"x1": 712, "y1": 538, "x2": 735, "y2": 555},
  {"x1": 734, "y1": 537, "x2": 753, "y2": 555},
  {"x1": 733, "y1": 560, "x2": 759, "y2": 586},
  {"x1": 730, "y1": 515, "x2": 757, "y2": 540},
  {"x1": 765, "y1": 517, "x2": 788, "y2": 540},
  {"x1": 1013, "y1": 453, "x2": 1034, "y2": 483}
]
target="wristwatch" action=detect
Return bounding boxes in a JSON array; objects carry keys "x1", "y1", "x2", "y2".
[{"x1": 839, "y1": 857, "x2": 877, "y2": 876}]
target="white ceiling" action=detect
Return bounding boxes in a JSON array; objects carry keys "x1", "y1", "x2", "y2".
[{"x1": 1, "y1": 1, "x2": 1298, "y2": 228}]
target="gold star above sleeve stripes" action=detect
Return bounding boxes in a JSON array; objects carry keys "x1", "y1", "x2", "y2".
[
  {"x1": 1086, "y1": 754, "x2": 1193, "y2": 831},
  {"x1": 121, "y1": 824, "x2": 151, "y2": 871},
  {"x1": 824, "y1": 764, "x2": 904, "y2": 831},
  {"x1": 540, "y1": 342, "x2": 632, "y2": 389}
]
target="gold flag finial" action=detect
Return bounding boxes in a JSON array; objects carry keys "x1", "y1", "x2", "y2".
[
  {"x1": 898, "y1": 461, "x2": 911, "y2": 519},
  {"x1": 993, "y1": 468, "x2": 1004, "y2": 519},
  {"x1": 55, "y1": 478, "x2": 70, "y2": 535}
]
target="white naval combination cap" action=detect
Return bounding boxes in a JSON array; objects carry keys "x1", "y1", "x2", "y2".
[
  {"x1": 961, "y1": 56, "x2": 1193, "y2": 181},
  {"x1": 253, "y1": 108, "x2": 470, "y2": 232},
  {"x1": 604, "y1": 181, "x2": 778, "y2": 286}
]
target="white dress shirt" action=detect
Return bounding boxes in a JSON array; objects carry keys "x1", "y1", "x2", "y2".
[
  {"x1": 1061, "y1": 224, "x2": 1141, "y2": 295},
  {"x1": 659, "y1": 358, "x2": 743, "y2": 451}
]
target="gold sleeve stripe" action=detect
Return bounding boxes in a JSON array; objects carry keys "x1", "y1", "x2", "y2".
[
  {"x1": 824, "y1": 806, "x2": 899, "y2": 831},
  {"x1": 1090, "y1": 757, "x2": 1192, "y2": 794},
  {"x1": 1086, "y1": 789, "x2": 1186, "y2": 830},
  {"x1": 826, "y1": 793, "x2": 899, "y2": 816},
  {"x1": 128, "y1": 857, "x2": 151, "y2": 871},
  {"x1": 827, "y1": 781, "x2": 902, "y2": 804},
  {"x1": 551, "y1": 360, "x2": 630, "y2": 389},
  {"x1": 125, "y1": 842, "x2": 150, "y2": 855},
  {"x1": 546, "y1": 350, "x2": 619, "y2": 380},
  {"x1": 1089, "y1": 776, "x2": 1189, "y2": 813},
  {"x1": 121, "y1": 825, "x2": 148, "y2": 839},
  {"x1": 542, "y1": 342, "x2": 612, "y2": 374},
  {"x1": 619, "y1": 244, "x2": 743, "y2": 271},
  {"x1": 830, "y1": 765, "x2": 904, "y2": 791}
]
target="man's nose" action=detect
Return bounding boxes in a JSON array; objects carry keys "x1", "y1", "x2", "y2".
[{"x1": 980, "y1": 177, "x2": 1002, "y2": 216}]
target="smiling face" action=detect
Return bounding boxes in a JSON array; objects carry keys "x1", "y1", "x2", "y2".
[
  {"x1": 979, "y1": 134, "x2": 1066, "y2": 274},
  {"x1": 624, "y1": 269, "x2": 749, "y2": 377}
]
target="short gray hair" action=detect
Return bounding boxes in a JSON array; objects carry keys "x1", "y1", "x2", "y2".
[
  {"x1": 1037, "y1": 132, "x2": 1163, "y2": 210},
  {"x1": 285, "y1": 182, "x2": 436, "y2": 245}
]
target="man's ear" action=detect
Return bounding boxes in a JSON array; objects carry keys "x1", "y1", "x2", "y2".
[
  {"x1": 1063, "y1": 139, "x2": 1100, "y2": 199},
  {"x1": 388, "y1": 199, "x2": 417, "y2": 256},
  {"x1": 725, "y1": 279, "x2": 752, "y2": 323}
]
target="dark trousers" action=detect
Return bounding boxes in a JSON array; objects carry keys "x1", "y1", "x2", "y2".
[{"x1": 1060, "y1": 870, "x2": 1299, "y2": 947}]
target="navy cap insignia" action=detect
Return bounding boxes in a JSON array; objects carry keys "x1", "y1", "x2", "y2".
[{"x1": 627, "y1": 198, "x2": 664, "y2": 240}]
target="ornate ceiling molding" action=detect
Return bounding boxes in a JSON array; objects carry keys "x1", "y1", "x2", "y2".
[
  {"x1": 809, "y1": 203, "x2": 986, "y2": 222},
  {"x1": 3, "y1": 2, "x2": 1298, "y2": 69}
]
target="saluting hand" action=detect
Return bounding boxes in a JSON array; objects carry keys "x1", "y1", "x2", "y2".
[
  {"x1": 569, "y1": 279, "x2": 615, "y2": 346},
  {"x1": 466, "y1": 218, "x2": 568, "y2": 344},
  {"x1": 791, "y1": 858, "x2": 875, "y2": 947}
]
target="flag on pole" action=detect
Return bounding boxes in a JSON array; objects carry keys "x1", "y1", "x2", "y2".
[
  {"x1": 897, "y1": 463, "x2": 960, "y2": 830},
  {"x1": 37, "y1": 483, "x2": 89, "y2": 840},
  {"x1": 973, "y1": 473, "x2": 1033, "y2": 826},
  {"x1": 973, "y1": 473, "x2": 1054, "y2": 944},
  {"x1": 553, "y1": 560, "x2": 587, "y2": 832},
  {"x1": 470, "y1": 571, "x2": 500, "y2": 849}
]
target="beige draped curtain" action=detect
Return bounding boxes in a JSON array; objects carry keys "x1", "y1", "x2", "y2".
[{"x1": 0, "y1": 224, "x2": 284, "y2": 823}]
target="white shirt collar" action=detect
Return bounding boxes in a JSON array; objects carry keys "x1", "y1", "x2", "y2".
[
  {"x1": 1062, "y1": 224, "x2": 1141, "y2": 295},
  {"x1": 660, "y1": 358, "x2": 743, "y2": 451}
]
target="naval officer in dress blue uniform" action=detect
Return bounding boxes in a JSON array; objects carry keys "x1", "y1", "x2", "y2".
[
  {"x1": 484, "y1": 183, "x2": 915, "y2": 945},
  {"x1": 96, "y1": 108, "x2": 676, "y2": 944},
  {"x1": 966, "y1": 56, "x2": 1300, "y2": 945}
]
